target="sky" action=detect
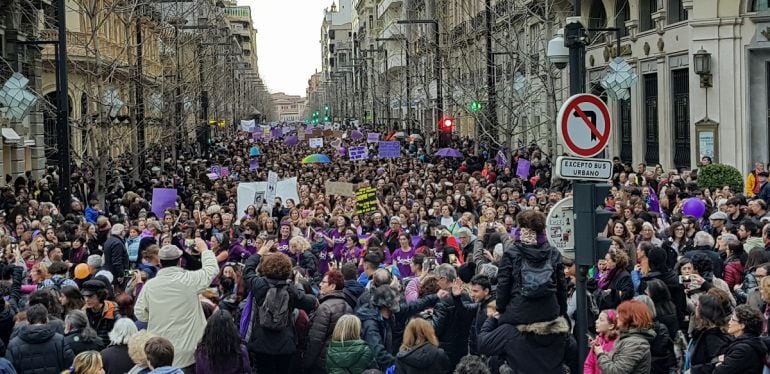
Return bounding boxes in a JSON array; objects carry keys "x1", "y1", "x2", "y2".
[{"x1": 242, "y1": 0, "x2": 330, "y2": 97}]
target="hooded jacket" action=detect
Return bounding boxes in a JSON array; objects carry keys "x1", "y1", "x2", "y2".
[
  {"x1": 596, "y1": 328, "x2": 656, "y2": 374},
  {"x1": 304, "y1": 290, "x2": 353, "y2": 370},
  {"x1": 707, "y1": 333, "x2": 767, "y2": 373},
  {"x1": 5, "y1": 324, "x2": 74, "y2": 374},
  {"x1": 689, "y1": 327, "x2": 731, "y2": 374},
  {"x1": 478, "y1": 316, "x2": 571, "y2": 374},
  {"x1": 496, "y1": 241, "x2": 566, "y2": 325},
  {"x1": 342, "y1": 279, "x2": 364, "y2": 310},
  {"x1": 325, "y1": 340, "x2": 374, "y2": 374},
  {"x1": 394, "y1": 343, "x2": 451, "y2": 374}
]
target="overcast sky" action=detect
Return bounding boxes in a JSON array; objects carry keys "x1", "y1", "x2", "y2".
[{"x1": 242, "y1": 0, "x2": 329, "y2": 97}]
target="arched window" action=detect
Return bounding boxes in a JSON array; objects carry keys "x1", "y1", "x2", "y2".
[
  {"x1": 615, "y1": 0, "x2": 630, "y2": 37},
  {"x1": 639, "y1": 0, "x2": 656, "y2": 32},
  {"x1": 589, "y1": 1, "x2": 608, "y2": 29}
]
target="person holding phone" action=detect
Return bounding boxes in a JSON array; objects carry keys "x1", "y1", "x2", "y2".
[{"x1": 584, "y1": 310, "x2": 619, "y2": 374}]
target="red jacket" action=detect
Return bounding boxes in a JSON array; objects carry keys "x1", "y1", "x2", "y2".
[{"x1": 723, "y1": 259, "x2": 744, "y2": 291}]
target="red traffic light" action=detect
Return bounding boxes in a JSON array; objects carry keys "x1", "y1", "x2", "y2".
[{"x1": 440, "y1": 117, "x2": 454, "y2": 132}]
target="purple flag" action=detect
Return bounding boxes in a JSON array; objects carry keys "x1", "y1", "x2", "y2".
[
  {"x1": 495, "y1": 148, "x2": 509, "y2": 168},
  {"x1": 211, "y1": 165, "x2": 221, "y2": 175},
  {"x1": 516, "y1": 159, "x2": 531, "y2": 179},
  {"x1": 151, "y1": 188, "x2": 177, "y2": 218},
  {"x1": 648, "y1": 186, "x2": 661, "y2": 214},
  {"x1": 271, "y1": 127, "x2": 282, "y2": 139},
  {"x1": 206, "y1": 172, "x2": 219, "y2": 180},
  {"x1": 249, "y1": 159, "x2": 258, "y2": 172},
  {"x1": 284, "y1": 136, "x2": 299, "y2": 146}
]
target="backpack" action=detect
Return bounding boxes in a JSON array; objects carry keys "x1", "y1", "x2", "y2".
[
  {"x1": 258, "y1": 283, "x2": 290, "y2": 331},
  {"x1": 518, "y1": 255, "x2": 556, "y2": 299}
]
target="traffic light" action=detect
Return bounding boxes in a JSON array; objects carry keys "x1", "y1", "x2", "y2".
[
  {"x1": 324, "y1": 105, "x2": 329, "y2": 112},
  {"x1": 574, "y1": 183, "x2": 613, "y2": 266},
  {"x1": 439, "y1": 117, "x2": 454, "y2": 133},
  {"x1": 470, "y1": 101, "x2": 482, "y2": 112}
]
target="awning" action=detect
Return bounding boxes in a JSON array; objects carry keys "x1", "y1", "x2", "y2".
[{"x1": 1, "y1": 128, "x2": 20, "y2": 144}]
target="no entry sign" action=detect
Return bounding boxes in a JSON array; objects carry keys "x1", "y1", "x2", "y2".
[{"x1": 557, "y1": 94, "x2": 611, "y2": 157}]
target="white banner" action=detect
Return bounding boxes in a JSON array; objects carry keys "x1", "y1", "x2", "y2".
[
  {"x1": 240, "y1": 119, "x2": 256, "y2": 132},
  {"x1": 309, "y1": 138, "x2": 324, "y2": 148},
  {"x1": 237, "y1": 177, "x2": 300, "y2": 222}
]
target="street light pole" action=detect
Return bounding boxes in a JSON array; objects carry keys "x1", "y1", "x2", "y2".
[
  {"x1": 56, "y1": 0, "x2": 71, "y2": 213},
  {"x1": 485, "y1": 0, "x2": 498, "y2": 142}
]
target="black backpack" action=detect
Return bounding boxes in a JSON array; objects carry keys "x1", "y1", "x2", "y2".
[
  {"x1": 258, "y1": 283, "x2": 290, "y2": 331},
  {"x1": 518, "y1": 254, "x2": 556, "y2": 299}
]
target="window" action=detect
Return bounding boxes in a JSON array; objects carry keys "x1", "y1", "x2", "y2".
[
  {"x1": 639, "y1": 0, "x2": 656, "y2": 32},
  {"x1": 668, "y1": 0, "x2": 687, "y2": 23},
  {"x1": 329, "y1": 30, "x2": 335, "y2": 40},
  {"x1": 752, "y1": 0, "x2": 770, "y2": 11},
  {"x1": 615, "y1": 0, "x2": 630, "y2": 37},
  {"x1": 589, "y1": 2, "x2": 608, "y2": 29}
]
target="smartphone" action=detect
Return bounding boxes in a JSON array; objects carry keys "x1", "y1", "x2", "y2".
[
  {"x1": 449, "y1": 254, "x2": 458, "y2": 264},
  {"x1": 678, "y1": 275, "x2": 690, "y2": 284}
]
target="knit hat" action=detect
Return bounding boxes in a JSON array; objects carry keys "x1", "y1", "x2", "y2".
[{"x1": 457, "y1": 262, "x2": 477, "y2": 283}]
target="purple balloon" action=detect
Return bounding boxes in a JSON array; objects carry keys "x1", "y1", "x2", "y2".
[
  {"x1": 682, "y1": 198, "x2": 706, "y2": 218},
  {"x1": 338, "y1": 147, "x2": 346, "y2": 156}
]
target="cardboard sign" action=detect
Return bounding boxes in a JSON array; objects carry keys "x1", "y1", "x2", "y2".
[
  {"x1": 312, "y1": 129, "x2": 323, "y2": 137},
  {"x1": 325, "y1": 181, "x2": 356, "y2": 197},
  {"x1": 516, "y1": 159, "x2": 531, "y2": 179},
  {"x1": 297, "y1": 130, "x2": 306, "y2": 140},
  {"x1": 151, "y1": 188, "x2": 177, "y2": 218},
  {"x1": 355, "y1": 186, "x2": 378, "y2": 214},
  {"x1": 367, "y1": 132, "x2": 380, "y2": 143},
  {"x1": 236, "y1": 178, "x2": 300, "y2": 222},
  {"x1": 309, "y1": 138, "x2": 324, "y2": 148}
]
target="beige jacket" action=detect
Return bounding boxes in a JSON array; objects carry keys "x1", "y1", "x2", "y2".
[{"x1": 134, "y1": 250, "x2": 219, "y2": 368}]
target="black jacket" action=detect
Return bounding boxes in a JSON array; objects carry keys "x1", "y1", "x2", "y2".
[
  {"x1": 63, "y1": 330, "x2": 105, "y2": 355},
  {"x1": 242, "y1": 253, "x2": 317, "y2": 356},
  {"x1": 357, "y1": 294, "x2": 440, "y2": 370},
  {"x1": 304, "y1": 291, "x2": 353, "y2": 370},
  {"x1": 706, "y1": 334, "x2": 767, "y2": 374},
  {"x1": 101, "y1": 344, "x2": 135, "y2": 374},
  {"x1": 478, "y1": 316, "x2": 571, "y2": 374},
  {"x1": 683, "y1": 247, "x2": 724, "y2": 279},
  {"x1": 690, "y1": 327, "x2": 731, "y2": 374},
  {"x1": 593, "y1": 269, "x2": 634, "y2": 311},
  {"x1": 394, "y1": 343, "x2": 451, "y2": 374},
  {"x1": 497, "y1": 241, "x2": 566, "y2": 325},
  {"x1": 650, "y1": 321, "x2": 677, "y2": 374},
  {"x1": 5, "y1": 324, "x2": 74, "y2": 374},
  {"x1": 639, "y1": 269, "x2": 687, "y2": 334},
  {"x1": 290, "y1": 250, "x2": 320, "y2": 284},
  {"x1": 429, "y1": 292, "x2": 473, "y2": 367},
  {"x1": 102, "y1": 234, "x2": 129, "y2": 282}
]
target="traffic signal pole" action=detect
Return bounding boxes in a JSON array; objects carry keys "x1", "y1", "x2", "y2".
[{"x1": 573, "y1": 183, "x2": 612, "y2": 374}]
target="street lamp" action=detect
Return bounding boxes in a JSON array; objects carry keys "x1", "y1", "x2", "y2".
[{"x1": 693, "y1": 48, "x2": 712, "y2": 88}]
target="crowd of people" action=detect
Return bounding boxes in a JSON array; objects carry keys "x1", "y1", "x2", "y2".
[{"x1": 0, "y1": 126, "x2": 768, "y2": 374}]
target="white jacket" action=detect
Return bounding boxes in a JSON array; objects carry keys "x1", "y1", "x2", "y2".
[{"x1": 134, "y1": 250, "x2": 219, "y2": 368}]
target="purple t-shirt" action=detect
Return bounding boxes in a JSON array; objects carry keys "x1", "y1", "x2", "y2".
[
  {"x1": 329, "y1": 228, "x2": 347, "y2": 258},
  {"x1": 277, "y1": 238, "x2": 290, "y2": 255},
  {"x1": 341, "y1": 245, "x2": 362, "y2": 265},
  {"x1": 391, "y1": 248, "x2": 415, "y2": 278}
]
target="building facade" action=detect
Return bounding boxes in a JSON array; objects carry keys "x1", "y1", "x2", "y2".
[{"x1": 272, "y1": 92, "x2": 307, "y2": 123}]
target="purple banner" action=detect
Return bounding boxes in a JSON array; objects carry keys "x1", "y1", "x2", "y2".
[
  {"x1": 516, "y1": 159, "x2": 531, "y2": 179},
  {"x1": 271, "y1": 127, "x2": 282, "y2": 139},
  {"x1": 378, "y1": 141, "x2": 401, "y2": 159},
  {"x1": 249, "y1": 159, "x2": 259, "y2": 172},
  {"x1": 151, "y1": 188, "x2": 177, "y2": 219},
  {"x1": 252, "y1": 132, "x2": 261, "y2": 142},
  {"x1": 211, "y1": 165, "x2": 221, "y2": 175}
]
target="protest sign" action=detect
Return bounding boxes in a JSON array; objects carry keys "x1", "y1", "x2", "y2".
[
  {"x1": 325, "y1": 181, "x2": 356, "y2": 197},
  {"x1": 516, "y1": 159, "x2": 531, "y2": 179},
  {"x1": 270, "y1": 127, "x2": 282, "y2": 139},
  {"x1": 356, "y1": 186, "x2": 378, "y2": 214},
  {"x1": 309, "y1": 138, "x2": 324, "y2": 148},
  {"x1": 151, "y1": 188, "x2": 177, "y2": 218},
  {"x1": 211, "y1": 165, "x2": 221, "y2": 176},
  {"x1": 249, "y1": 159, "x2": 259, "y2": 172},
  {"x1": 378, "y1": 141, "x2": 401, "y2": 159},
  {"x1": 240, "y1": 120, "x2": 256, "y2": 132},
  {"x1": 236, "y1": 178, "x2": 300, "y2": 222},
  {"x1": 367, "y1": 132, "x2": 380, "y2": 143},
  {"x1": 297, "y1": 130, "x2": 306, "y2": 140},
  {"x1": 265, "y1": 171, "x2": 278, "y2": 213},
  {"x1": 220, "y1": 167, "x2": 230, "y2": 177},
  {"x1": 348, "y1": 146, "x2": 369, "y2": 161}
]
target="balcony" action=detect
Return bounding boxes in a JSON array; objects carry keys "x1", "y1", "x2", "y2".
[
  {"x1": 377, "y1": 0, "x2": 403, "y2": 19},
  {"x1": 379, "y1": 22, "x2": 403, "y2": 39},
  {"x1": 223, "y1": 6, "x2": 251, "y2": 22}
]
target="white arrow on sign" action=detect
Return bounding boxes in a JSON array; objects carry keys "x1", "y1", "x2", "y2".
[{"x1": 555, "y1": 156, "x2": 613, "y2": 181}]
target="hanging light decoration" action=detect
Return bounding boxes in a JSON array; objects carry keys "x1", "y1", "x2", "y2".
[
  {"x1": 600, "y1": 57, "x2": 638, "y2": 100},
  {"x1": 0, "y1": 73, "x2": 38, "y2": 121}
]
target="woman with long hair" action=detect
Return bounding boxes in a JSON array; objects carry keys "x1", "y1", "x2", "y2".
[
  {"x1": 394, "y1": 318, "x2": 450, "y2": 374},
  {"x1": 595, "y1": 249, "x2": 634, "y2": 311},
  {"x1": 60, "y1": 286, "x2": 85, "y2": 317},
  {"x1": 735, "y1": 250, "x2": 769, "y2": 305},
  {"x1": 326, "y1": 314, "x2": 373, "y2": 374},
  {"x1": 687, "y1": 288, "x2": 732, "y2": 373},
  {"x1": 584, "y1": 310, "x2": 620, "y2": 374},
  {"x1": 593, "y1": 300, "x2": 655, "y2": 373},
  {"x1": 195, "y1": 310, "x2": 250, "y2": 374},
  {"x1": 65, "y1": 351, "x2": 104, "y2": 374}
]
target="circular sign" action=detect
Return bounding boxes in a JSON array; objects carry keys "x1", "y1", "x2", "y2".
[
  {"x1": 557, "y1": 94, "x2": 611, "y2": 157},
  {"x1": 546, "y1": 197, "x2": 575, "y2": 259}
]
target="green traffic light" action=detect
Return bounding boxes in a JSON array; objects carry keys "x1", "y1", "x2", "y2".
[{"x1": 470, "y1": 101, "x2": 481, "y2": 112}]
